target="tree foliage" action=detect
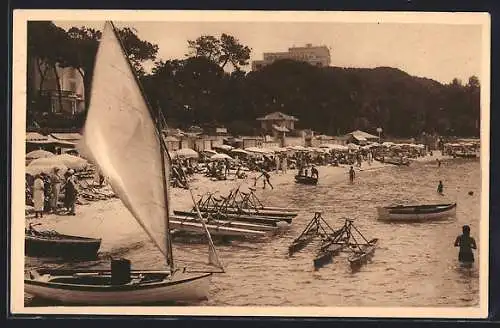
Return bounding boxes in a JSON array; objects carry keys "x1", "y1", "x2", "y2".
[
  {"x1": 187, "y1": 34, "x2": 251, "y2": 71},
  {"x1": 27, "y1": 22, "x2": 159, "y2": 117},
  {"x1": 27, "y1": 26, "x2": 480, "y2": 138}
]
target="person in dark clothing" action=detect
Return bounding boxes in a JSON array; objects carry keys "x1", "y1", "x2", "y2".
[
  {"x1": 454, "y1": 225, "x2": 477, "y2": 264},
  {"x1": 349, "y1": 166, "x2": 355, "y2": 183},
  {"x1": 258, "y1": 168, "x2": 273, "y2": 189},
  {"x1": 437, "y1": 180, "x2": 444, "y2": 194},
  {"x1": 311, "y1": 165, "x2": 319, "y2": 179},
  {"x1": 63, "y1": 170, "x2": 78, "y2": 215}
]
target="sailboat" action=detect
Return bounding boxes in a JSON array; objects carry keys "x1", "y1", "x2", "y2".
[{"x1": 24, "y1": 21, "x2": 224, "y2": 305}]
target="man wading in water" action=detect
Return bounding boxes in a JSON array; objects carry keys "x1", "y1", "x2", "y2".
[
  {"x1": 349, "y1": 166, "x2": 355, "y2": 183},
  {"x1": 437, "y1": 180, "x2": 444, "y2": 195},
  {"x1": 454, "y1": 225, "x2": 477, "y2": 265}
]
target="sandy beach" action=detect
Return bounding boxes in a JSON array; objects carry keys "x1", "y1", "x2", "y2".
[{"x1": 25, "y1": 151, "x2": 452, "y2": 248}]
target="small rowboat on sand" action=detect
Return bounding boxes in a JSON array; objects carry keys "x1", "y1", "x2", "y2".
[
  {"x1": 294, "y1": 175, "x2": 318, "y2": 185},
  {"x1": 25, "y1": 224, "x2": 101, "y2": 260},
  {"x1": 377, "y1": 203, "x2": 457, "y2": 222}
]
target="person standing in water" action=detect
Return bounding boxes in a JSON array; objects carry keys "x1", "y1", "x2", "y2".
[
  {"x1": 349, "y1": 166, "x2": 355, "y2": 183},
  {"x1": 454, "y1": 225, "x2": 477, "y2": 264},
  {"x1": 437, "y1": 180, "x2": 444, "y2": 194},
  {"x1": 437, "y1": 159, "x2": 441, "y2": 167}
]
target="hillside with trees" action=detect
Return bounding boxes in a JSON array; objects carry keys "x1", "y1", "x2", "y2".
[{"x1": 26, "y1": 22, "x2": 481, "y2": 138}]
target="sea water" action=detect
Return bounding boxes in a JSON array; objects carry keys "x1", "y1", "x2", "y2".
[{"x1": 25, "y1": 159, "x2": 481, "y2": 307}]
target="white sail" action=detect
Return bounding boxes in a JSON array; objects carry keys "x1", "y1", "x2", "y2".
[{"x1": 80, "y1": 21, "x2": 172, "y2": 265}]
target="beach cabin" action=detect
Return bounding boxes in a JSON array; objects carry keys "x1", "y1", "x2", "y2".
[{"x1": 344, "y1": 130, "x2": 379, "y2": 145}]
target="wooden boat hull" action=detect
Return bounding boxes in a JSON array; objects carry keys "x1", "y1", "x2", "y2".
[
  {"x1": 288, "y1": 236, "x2": 314, "y2": 256},
  {"x1": 177, "y1": 210, "x2": 293, "y2": 224},
  {"x1": 169, "y1": 219, "x2": 267, "y2": 238},
  {"x1": 25, "y1": 234, "x2": 101, "y2": 259},
  {"x1": 383, "y1": 157, "x2": 410, "y2": 166},
  {"x1": 313, "y1": 243, "x2": 345, "y2": 269},
  {"x1": 193, "y1": 206, "x2": 297, "y2": 218},
  {"x1": 24, "y1": 269, "x2": 211, "y2": 305},
  {"x1": 254, "y1": 206, "x2": 299, "y2": 212},
  {"x1": 170, "y1": 215, "x2": 278, "y2": 233},
  {"x1": 454, "y1": 152, "x2": 478, "y2": 159},
  {"x1": 294, "y1": 175, "x2": 318, "y2": 185},
  {"x1": 377, "y1": 203, "x2": 457, "y2": 222},
  {"x1": 348, "y1": 238, "x2": 378, "y2": 267}
]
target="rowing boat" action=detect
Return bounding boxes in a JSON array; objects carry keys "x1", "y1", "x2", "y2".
[
  {"x1": 187, "y1": 207, "x2": 295, "y2": 219},
  {"x1": 169, "y1": 219, "x2": 267, "y2": 238},
  {"x1": 348, "y1": 238, "x2": 378, "y2": 268},
  {"x1": 173, "y1": 210, "x2": 292, "y2": 225},
  {"x1": 25, "y1": 22, "x2": 224, "y2": 305},
  {"x1": 377, "y1": 203, "x2": 457, "y2": 222},
  {"x1": 170, "y1": 215, "x2": 277, "y2": 233},
  {"x1": 294, "y1": 175, "x2": 318, "y2": 185},
  {"x1": 193, "y1": 206, "x2": 297, "y2": 218},
  {"x1": 25, "y1": 224, "x2": 101, "y2": 260},
  {"x1": 383, "y1": 157, "x2": 410, "y2": 166}
]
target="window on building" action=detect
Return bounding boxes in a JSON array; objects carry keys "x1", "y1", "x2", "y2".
[
  {"x1": 71, "y1": 100, "x2": 77, "y2": 115},
  {"x1": 69, "y1": 81, "x2": 77, "y2": 93},
  {"x1": 68, "y1": 69, "x2": 77, "y2": 79}
]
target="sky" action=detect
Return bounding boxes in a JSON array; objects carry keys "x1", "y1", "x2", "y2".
[{"x1": 53, "y1": 20, "x2": 484, "y2": 85}]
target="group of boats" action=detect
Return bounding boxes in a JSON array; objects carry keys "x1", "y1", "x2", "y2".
[
  {"x1": 22, "y1": 21, "x2": 461, "y2": 307},
  {"x1": 24, "y1": 21, "x2": 226, "y2": 306},
  {"x1": 171, "y1": 187, "x2": 297, "y2": 240},
  {"x1": 289, "y1": 212, "x2": 378, "y2": 271}
]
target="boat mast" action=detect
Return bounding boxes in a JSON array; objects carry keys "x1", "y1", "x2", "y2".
[
  {"x1": 109, "y1": 21, "x2": 174, "y2": 270},
  {"x1": 156, "y1": 106, "x2": 225, "y2": 273}
]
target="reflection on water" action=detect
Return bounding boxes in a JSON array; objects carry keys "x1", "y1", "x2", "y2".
[{"x1": 25, "y1": 159, "x2": 481, "y2": 307}]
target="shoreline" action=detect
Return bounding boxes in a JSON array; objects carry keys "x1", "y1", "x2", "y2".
[{"x1": 25, "y1": 151, "x2": 452, "y2": 237}]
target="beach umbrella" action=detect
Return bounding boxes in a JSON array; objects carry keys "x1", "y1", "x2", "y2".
[
  {"x1": 26, "y1": 149, "x2": 55, "y2": 160},
  {"x1": 347, "y1": 143, "x2": 360, "y2": 150},
  {"x1": 231, "y1": 149, "x2": 249, "y2": 155},
  {"x1": 26, "y1": 162, "x2": 68, "y2": 176},
  {"x1": 210, "y1": 153, "x2": 233, "y2": 161},
  {"x1": 28, "y1": 154, "x2": 89, "y2": 171},
  {"x1": 291, "y1": 145, "x2": 307, "y2": 151},
  {"x1": 175, "y1": 148, "x2": 199, "y2": 158},
  {"x1": 213, "y1": 144, "x2": 233, "y2": 151},
  {"x1": 55, "y1": 154, "x2": 89, "y2": 170},
  {"x1": 245, "y1": 147, "x2": 272, "y2": 154},
  {"x1": 270, "y1": 146, "x2": 288, "y2": 153}
]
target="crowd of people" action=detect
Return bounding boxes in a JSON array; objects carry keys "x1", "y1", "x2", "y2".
[{"x1": 27, "y1": 167, "x2": 79, "y2": 218}]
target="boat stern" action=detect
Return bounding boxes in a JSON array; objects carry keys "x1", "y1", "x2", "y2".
[{"x1": 376, "y1": 207, "x2": 390, "y2": 220}]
